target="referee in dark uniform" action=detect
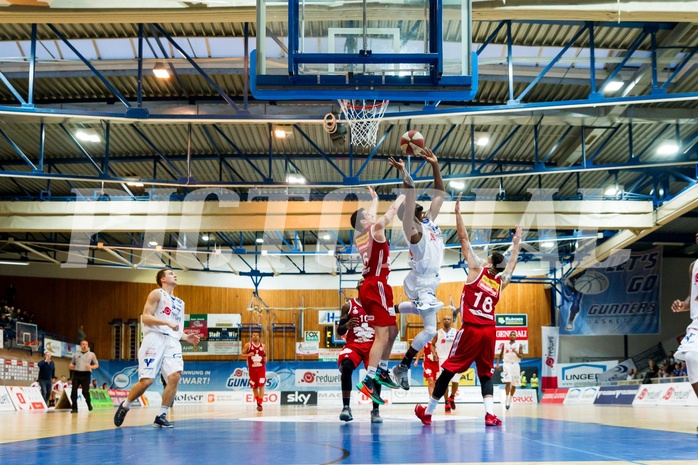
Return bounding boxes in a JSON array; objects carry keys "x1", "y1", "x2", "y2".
[{"x1": 69, "y1": 340, "x2": 99, "y2": 413}]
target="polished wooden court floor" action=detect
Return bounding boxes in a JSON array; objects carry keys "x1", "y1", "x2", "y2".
[{"x1": 1, "y1": 403, "x2": 696, "y2": 465}]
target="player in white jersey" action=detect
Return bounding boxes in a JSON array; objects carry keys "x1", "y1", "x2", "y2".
[
  {"x1": 496, "y1": 330, "x2": 524, "y2": 410},
  {"x1": 671, "y1": 232, "x2": 698, "y2": 431},
  {"x1": 114, "y1": 268, "x2": 200, "y2": 428},
  {"x1": 389, "y1": 148, "x2": 446, "y2": 390},
  {"x1": 434, "y1": 314, "x2": 459, "y2": 412}
]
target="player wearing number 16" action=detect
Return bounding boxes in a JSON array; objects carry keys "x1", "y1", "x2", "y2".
[{"x1": 415, "y1": 196, "x2": 522, "y2": 427}]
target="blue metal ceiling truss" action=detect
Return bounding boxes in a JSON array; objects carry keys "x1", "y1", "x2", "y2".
[{"x1": 0, "y1": 19, "x2": 697, "y2": 283}]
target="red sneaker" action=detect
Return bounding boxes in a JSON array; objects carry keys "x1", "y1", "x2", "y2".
[
  {"x1": 445, "y1": 402, "x2": 451, "y2": 414},
  {"x1": 485, "y1": 413, "x2": 502, "y2": 426},
  {"x1": 414, "y1": 405, "x2": 432, "y2": 425},
  {"x1": 256, "y1": 403, "x2": 263, "y2": 412},
  {"x1": 448, "y1": 396, "x2": 456, "y2": 410}
]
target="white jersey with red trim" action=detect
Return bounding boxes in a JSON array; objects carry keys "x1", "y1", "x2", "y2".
[
  {"x1": 408, "y1": 219, "x2": 444, "y2": 277},
  {"x1": 500, "y1": 341, "x2": 522, "y2": 364},
  {"x1": 141, "y1": 289, "x2": 185, "y2": 339}
]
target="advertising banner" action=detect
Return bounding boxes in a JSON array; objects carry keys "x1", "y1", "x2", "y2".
[
  {"x1": 597, "y1": 358, "x2": 636, "y2": 384},
  {"x1": 656, "y1": 382, "x2": 698, "y2": 406},
  {"x1": 593, "y1": 385, "x2": 639, "y2": 405},
  {"x1": 88, "y1": 389, "x2": 114, "y2": 409},
  {"x1": 510, "y1": 388, "x2": 538, "y2": 405},
  {"x1": 495, "y1": 314, "x2": 529, "y2": 354},
  {"x1": 563, "y1": 386, "x2": 598, "y2": 404},
  {"x1": 0, "y1": 386, "x2": 15, "y2": 411},
  {"x1": 43, "y1": 337, "x2": 64, "y2": 358},
  {"x1": 296, "y1": 341, "x2": 319, "y2": 357},
  {"x1": 8, "y1": 386, "x2": 46, "y2": 410},
  {"x1": 280, "y1": 391, "x2": 318, "y2": 406},
  {"x1": 541, "y1": 326, "x2": 559, "y2": 389},
  {"x1": 182, "y1": 313, "x2": 242, "y2": 356},
  {"x1": 560, "y1": 248, "x2": 661, "y2": 335},
  {"x1": 557, "y1": 361, "x2": 618, "y2": 388},
  {"x1": 541, "y1": 388, "x2": 568, "y2": 404},
  {"x1": 633, "y1": 384, "x2": 668, "y2": 406}
]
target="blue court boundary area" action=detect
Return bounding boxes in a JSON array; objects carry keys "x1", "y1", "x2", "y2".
[{"x1": 1, "y1": 417, "x2": 695, "y2": 465}]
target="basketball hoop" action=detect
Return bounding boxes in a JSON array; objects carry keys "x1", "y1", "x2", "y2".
[{"x1": 338, "y1": 99, "x2": 389, "y2": 148}]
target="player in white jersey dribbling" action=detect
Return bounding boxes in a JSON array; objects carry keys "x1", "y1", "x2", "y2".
[
  {"x1": 496, "y1": 330, "x2": 524, "y2": 410},
  {"x1": 388, "y1": 147, "x2": 446, "y2": 390},
  {"x1": 114, "y1": 268, "x2": 200, "y2": 428},
  {"x1": 671, "y1": 232, "x2": 698, "y2": 431}
]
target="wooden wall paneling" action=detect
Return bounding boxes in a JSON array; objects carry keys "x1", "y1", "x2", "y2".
[{"x1": 6, "y1": 276, "x2": 551, "y2": 361}]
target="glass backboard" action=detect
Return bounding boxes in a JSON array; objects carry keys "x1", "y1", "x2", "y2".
[{"x1": 252, "y1": 0, "x2": 477, "y2": 101}]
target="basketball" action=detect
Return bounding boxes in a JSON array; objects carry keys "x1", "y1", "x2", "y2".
[
  {"x1": 400, "y1": 130, "x2": 425, "y2": 155},
  {"x1": 573, "y1": 270, "x2": 609, "y2": 295}
]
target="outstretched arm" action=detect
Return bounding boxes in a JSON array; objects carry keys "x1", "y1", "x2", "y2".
[
  {"x1": 419, "y1": 148, "x2": 445, "y2": 221},
  {"x1": 500, "y1": 225, "x2": 523, "y2": 290},
  {"x1": 373, "y1": 194, "x2": 405, "y2": 240},
  {"x1": 455, "y1": 194, "x2": 484, "y2": 270},
  {"x1": 389, "y1": 157, "x2": 420, "y2": 243},
  {"x1": 367, "y1": 186, "x2": 378, "y2": 219}
]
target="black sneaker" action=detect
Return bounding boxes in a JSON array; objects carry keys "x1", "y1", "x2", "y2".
[
  {"x1": 113, "y1": 401, "x2": 129, "y2": 427},
  {"x1": 70, "y1": 409, "x2": 78, "y2": 414},
  {"x1": 153, "y1": 413, "x2": 174, "y2": 428},
  {"x1": 375, "y1": 367, "x2": 400, "y2": 389},
  {"x1": 356, "y1": 379, "x2": 385, "y2": 405},
  {"x1": 87, "y1": 403, "x2": 93, "y2": 412},
  {"x1": 339, "y1": 406, "x2": 353, "y2": 422}
]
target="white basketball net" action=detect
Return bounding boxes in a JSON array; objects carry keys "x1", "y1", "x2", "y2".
[{"x1": 338, "y1": 99, "x2": 389, "y2": 148}]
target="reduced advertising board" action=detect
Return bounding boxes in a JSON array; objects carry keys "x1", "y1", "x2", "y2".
[{"x1": 593, "y1": 385, "x2": 639, "y2": 405}]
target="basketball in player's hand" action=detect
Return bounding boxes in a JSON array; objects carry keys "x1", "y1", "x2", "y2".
[{"x1": 400, "y1": 130, "x2": 425, "y2": 156}]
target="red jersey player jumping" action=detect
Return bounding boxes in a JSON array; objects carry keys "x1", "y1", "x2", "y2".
[
  {"x1": 350, "y1": 186, "x2": 405, "y2": 404},
  {"x1": 415, "y1": 194, "x2": 522, "y2": 426},
  {"x1": 242, "y1": 332, "x2": 266, "y2": 411}
]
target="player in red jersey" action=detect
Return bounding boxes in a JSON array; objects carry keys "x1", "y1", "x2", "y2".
[
  {"x1": 415, "y1": 340, "x2": 439, "y2": 397},
  {"x1": 415, "y1": 195, "x2": 522, "y2": 426},
  {"x1": 350, "y1": 186, "x2": 405, "y2": 404},
  {"x1": 242, "y1": 332, "x2": 266, "y2": 411},
  {"x1": 337, "y1": 278, "x2": 383, "y2": 423}
]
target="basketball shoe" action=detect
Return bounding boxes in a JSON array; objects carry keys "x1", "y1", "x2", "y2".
[
  {"x1": 485, "y1": 413, "x2": 502, "y2": 426},
  {"x1": 113, "y1": 401, "x2": 130, "y2": 427},
  {"x1": 154, "y1": 413, "x2": 174, "y2": 428},
  {"x1": 340, "y1": 406, "x2": 353, "y2": 422},
  {"x1": 416, "y1": 292, "x2": 444, "y2": 313},
  {"x1": 375, "y1": 367, "x2": 400, "y2": 389},
  {"x1": 357, "y1": 378, "x2": 385, "y2": 405},
  {"x1": 391, "y1": 363, "x2": 410, "y2": 390},
  {"x1": 505, "y1": 395, "x2": 512, "y2": 410},
  {"x1": 448, "y1": 396, "x2": 456, "y2": 410},
  {"x1": 445, "y1": 402, "x2": 451, "y2": 413},
  {"x1": 414, "y1": 404, "x2": 432, "y2": 425},
  {"x1": 370, "y1": 408, "x2": 383, "y2": 423}
]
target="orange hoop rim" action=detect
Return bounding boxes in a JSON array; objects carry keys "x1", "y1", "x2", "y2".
[{"x1": 339, "y1": 99, "x2": 389, "y2": 111}]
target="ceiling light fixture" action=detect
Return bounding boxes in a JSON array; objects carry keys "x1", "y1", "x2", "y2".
[
  {"x1": 0, "y1": 260, "x2": 29, "y2": 266},
  {"x1": 475, "y1": 136, "x2": 489, "y2": 146},
  {"x1": 286, "y1": 173, "x2": 306, "y2": 184},
  {"x1": 602, "y1": 80, "x2": 624, "y2": 92},
  {"x1": 604, "y1": 185, "x2": 619, "y2": 196},
  {"x1": 201, "y1": 235, "x2": 210, "y2": 241},
  {"x1": 449, "y1": 180, "x2": 465, "y2": 190},
  {"x1": 256, "y1": 237, "x2": 264, "y2": 244},
  {"x1": 75, "y1": 129, "x2": 101, "y2": 143},
  {"x1": 153, "y1": 62, "x2": 170, "y2": 79},
  {"x1": 656, "y1": 142, "x2": 679, "y2": 156},
  {"x1": 148, "y1": 241, "x2": 158, "y2": 246}
]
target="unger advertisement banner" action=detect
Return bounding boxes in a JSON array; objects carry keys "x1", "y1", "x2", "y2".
[{"x1": 560, "y1": 248, "x2": 661, "y2": 335}]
